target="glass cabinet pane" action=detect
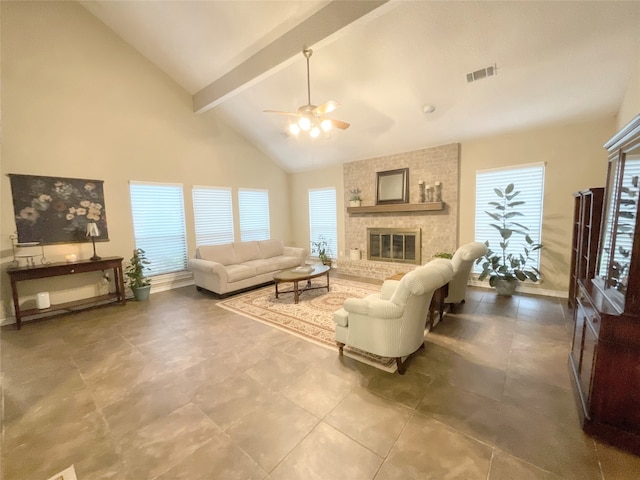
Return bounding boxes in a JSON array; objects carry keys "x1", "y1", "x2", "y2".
[
  {"x1": 598, "y1": 157, "x2": 621, "y2": 283},
  {"x1": 612, "y1": 155, "x2": 640, "y2": 295}
]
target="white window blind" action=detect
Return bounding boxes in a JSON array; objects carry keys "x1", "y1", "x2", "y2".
[
  {"x1": 308, "y1": 188, "x2": 337, "y2": 258},
  {"x1": 192, "y1": 186, "x2": 234, "y2": 246},
  {"x1": 474, "y1": 164, "x2": 545, "y2": 273},
  {"x1": 238, "y1": 188, "x2": 270, "y2": 241},
  {"x1": 129, "y1": 181, "x2": 188, "y2": 276}
]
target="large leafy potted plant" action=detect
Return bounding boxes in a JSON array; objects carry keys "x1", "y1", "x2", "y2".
[
  {"x1": 125, "y1": 248, "x2": 152, "y2": 301},
  {"x1": 476, "y1": 183, "x2": 543, "y2": 296},
  {"x1": 311, "y1": 235, "x2": 333, "y2": 266}
]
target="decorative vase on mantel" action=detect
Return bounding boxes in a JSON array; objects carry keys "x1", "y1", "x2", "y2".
[{"x1": 349, "y1": 200, "x2": 361, "y2": 207}]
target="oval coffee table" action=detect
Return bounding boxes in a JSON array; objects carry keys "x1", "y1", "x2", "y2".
[{"x1": 273, "y1": 264, "x2": 330, "y2": 304}]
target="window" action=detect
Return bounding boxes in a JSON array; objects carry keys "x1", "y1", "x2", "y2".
[
  {"x1": 192, "y1": 186, "x2": 234, "y2": 246},
  {"x1": 129, "y1": 181, "x2": 188, "y2": 276},
  {"x1": 474, "y1": 164, "x2": 545, "y2": 273},
  {"x1": 238, "y1": 188, "x2": 270, "y2": 241},
  {"x1": 308, "y1": 187, "x2": 337, "y2": 258}
]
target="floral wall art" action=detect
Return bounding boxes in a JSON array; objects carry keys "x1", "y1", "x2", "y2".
[{"x1": 9, "y1": 174, "x2": 109, "y2": 244}]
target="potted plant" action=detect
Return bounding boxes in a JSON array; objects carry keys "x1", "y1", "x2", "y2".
[
  {"x1": 311, "y1": 235, "x2": 333, "y2": 266},
  {"x1": 476, "y1": 183, "x2": 543, "y2": 296},
  {"x1": 125, "y1": 248, "x2": 152, "y2": 301},
  {"x1": 348, "y1": 188, "x2": 362, "y2": 207}
]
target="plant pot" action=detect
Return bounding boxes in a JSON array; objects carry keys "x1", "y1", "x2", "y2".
[
  {"x1": 132, "y1": 285, "x2": 151, "y2": 301},
  {"x1": 349, "y1": 200, "x2": 361, "y2": 207},
  {"x1": 494, "y1": 278, "x2": 517, "y2": 296}
]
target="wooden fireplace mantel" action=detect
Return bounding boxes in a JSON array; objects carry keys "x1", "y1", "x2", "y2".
[{"x1": 347, "y1": 202, "x2": 444, "y2": 214}]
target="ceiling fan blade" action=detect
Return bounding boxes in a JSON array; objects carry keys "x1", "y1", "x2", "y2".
[
  {"x1": 313, "y1": 100, "x2": 340, "y2": 116},
  {"x1": 263, "y1": 109, "x2": 300, "y2": 117},
  {"x1": 326, "y1": 118, "x2": 350, "y2": 130}
]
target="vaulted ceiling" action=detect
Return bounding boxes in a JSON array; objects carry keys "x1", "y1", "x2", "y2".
[{"x1": 80, "y1": 1, "x2": 640, "y2": 172}]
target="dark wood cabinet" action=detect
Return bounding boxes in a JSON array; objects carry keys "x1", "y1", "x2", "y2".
[
  {"x1": 569, "y1": 114, "x2": 640, "y2": 455},
  {"x1": 568, "y1": 188, "x2": 604, "y2": 309}
]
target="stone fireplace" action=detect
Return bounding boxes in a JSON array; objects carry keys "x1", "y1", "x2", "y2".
[
  {"x1": 368, "y1": 228, "x2": 421, "y2": 265},
  {"x1": 338, "y1": 143, "x2": 460, "y2": 280}
]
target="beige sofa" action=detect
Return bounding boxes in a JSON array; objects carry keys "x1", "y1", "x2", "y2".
[{"x1": 188, "y1": 239, "x2": 306, "y2": 297}]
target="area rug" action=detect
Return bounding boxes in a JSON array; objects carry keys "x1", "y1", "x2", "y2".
[{"x1": 218, "y1": 277, "x2": 399, "y2": 372}]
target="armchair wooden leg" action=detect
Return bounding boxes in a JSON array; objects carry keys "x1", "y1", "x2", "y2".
[
  {"x1": 395, "y1": 357, "x2": 406, "y2": 375},
  {"x1": 337, "y1": 342, "x2": 345, "y2": 355}
]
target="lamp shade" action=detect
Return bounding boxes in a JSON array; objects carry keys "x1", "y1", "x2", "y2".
[{"x1": 86, "y1": 222, "x2": 100, "y2": 237}]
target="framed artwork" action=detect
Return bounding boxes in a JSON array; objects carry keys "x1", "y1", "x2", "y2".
[
  {"x1": 9, "y1": 174, "x2": 109, "y2": 245},
  {"x1": 376, "y1": 168, "x2": 409, "y2": 204}
]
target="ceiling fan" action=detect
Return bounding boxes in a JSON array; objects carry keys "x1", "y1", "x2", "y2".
[{"x1": 264, "y1": 48, "x2": 350, "y2": 137}]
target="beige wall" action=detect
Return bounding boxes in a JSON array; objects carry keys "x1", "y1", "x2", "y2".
[
  {"x1": 288, "y1": 164, "x2": 344, "y2": 253},
  {"x1": 618, "y1": 43, "x2": 640, "y2": 129},
  {"x1": 0, "y1": 2, "x2": 290, "y2": 320},
  {"x1": 291, "y1": 118, "x2": 615, "y2": 295},
  {"x1": 459, "y1": 117, "x2": 615, "y2": 295}
]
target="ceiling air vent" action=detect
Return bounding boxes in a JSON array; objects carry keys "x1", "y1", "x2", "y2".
[{"x1": 466, "y1": 65, "x2": 496, "y2": 83}]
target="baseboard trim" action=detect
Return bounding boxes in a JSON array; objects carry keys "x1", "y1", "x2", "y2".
[{"x1": 468, "y1": 279, "x2": 567, "y2": 298}]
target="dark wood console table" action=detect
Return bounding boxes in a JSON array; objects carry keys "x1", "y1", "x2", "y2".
[{"x1": 7, "y1": 256, "x2": 126, "y2": 329}]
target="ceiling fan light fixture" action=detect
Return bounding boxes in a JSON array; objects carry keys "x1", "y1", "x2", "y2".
[
  {"x1": 299, "y1": 116, "x2": 311, "y2": 131},
  {"x1": 264, "y1": 48, "x2": 350, "y2": 138}
]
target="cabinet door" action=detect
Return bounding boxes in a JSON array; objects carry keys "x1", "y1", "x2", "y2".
[
  {"x1": 571, "y1": 304, "x2": 585, "y2": 369},
  {"x1": 579, "y1": 321, "x2": 598, "y2": 413}
]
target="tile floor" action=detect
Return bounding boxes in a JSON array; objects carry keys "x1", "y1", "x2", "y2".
[{"x1": 2, "y1": 279, "x2": 640, "y2": 479}]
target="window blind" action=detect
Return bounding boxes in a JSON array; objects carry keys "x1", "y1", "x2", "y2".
[
  {"x1": 308, "y1": 188, "x2": 337, "y2": 258},
  {"x1": 129, "y1": 181, "x2": 188, "y2": 276},
  {"x1": 192, "y1": 186, "x2": 234, "y2": 246},
  {"x1": 238, "y1": 188, "x2": 270, "y2": 241},
  {"x1": 474, "y1": 164, "x2": 545, "y2": 273}
]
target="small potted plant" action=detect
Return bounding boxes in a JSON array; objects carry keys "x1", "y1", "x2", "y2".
[
  {"x1": 348, "y1": 188, "x2": 362, "y2": 207},
  {"x1": 311, "y1": 236, "x2": 333, "y2": 266},
  {"x1": 476, "y1": 183, "x2": 543, "y2": 296},
  {"x1": 125, "y1": 248, "x2": 152, "y2": 301}
]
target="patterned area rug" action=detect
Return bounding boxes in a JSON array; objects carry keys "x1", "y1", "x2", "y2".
[{"x1": 218, "y1": 277, "x2": 398, "y2": 372}]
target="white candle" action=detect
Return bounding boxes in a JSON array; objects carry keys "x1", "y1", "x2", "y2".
[{"x1": 66, "y1": 254, "x2": 77, "y2": 263}]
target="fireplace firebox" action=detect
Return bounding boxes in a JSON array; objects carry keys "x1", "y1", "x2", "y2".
[{"x1": 367, "y1": 228, "x2": 421, "y2": 265}]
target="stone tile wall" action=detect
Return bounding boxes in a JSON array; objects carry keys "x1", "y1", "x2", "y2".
[{"x1": 338, "y1": 143, "x2": 460, "y2": 279}]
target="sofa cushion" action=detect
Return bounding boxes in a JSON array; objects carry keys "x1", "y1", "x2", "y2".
[
  {"x1": 244, "y1": 259, "x2": 279, "y2": 275},
  {"x1": 226, "y1": 264, "x2": 259, "y2": 282},
  {"x1": 258, "y1": 239, "x2": 284, "y2": 258},
  {"x1": 197, "y1": 244, "x2": 237, "y2": 266},
  {"x1": 233, "y1": 241, "x2": 262, "y2": 263}
]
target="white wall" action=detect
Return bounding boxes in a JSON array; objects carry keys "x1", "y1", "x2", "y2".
[{"x1": 0, "y1": 1, "x2": 290, "y2": 320}]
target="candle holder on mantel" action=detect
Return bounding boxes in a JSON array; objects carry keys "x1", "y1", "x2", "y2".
[
  {"x1": 419, "y1": 181, "x2": 426, "y2": 203},
  {"x1": 435, "y1": 181, "x2": 442, "y2": 202}
]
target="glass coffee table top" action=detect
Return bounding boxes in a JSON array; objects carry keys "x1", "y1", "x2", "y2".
[{"x1": 273, "y1": 264, "x2": 330, "y2": 281}]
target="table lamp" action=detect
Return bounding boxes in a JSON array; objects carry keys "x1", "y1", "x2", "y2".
[{"x1": 86, "y1": 222, "x2": 101, "y2": 261}]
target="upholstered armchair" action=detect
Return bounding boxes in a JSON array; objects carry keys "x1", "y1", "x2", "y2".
[
  {"x1": 333, "y1": 260, "x2": 453, "y2": 374},
  {"x1": 443, "y1": 241, "x2": 488, "y2": 310}
]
